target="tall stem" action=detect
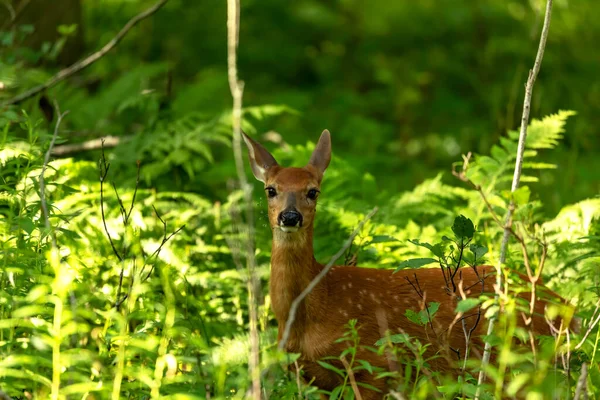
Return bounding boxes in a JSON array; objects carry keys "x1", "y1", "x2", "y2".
[
  {"x1": 475, "y1": 1, "x2": 553, "y2": 397},
  {"x1": 226, "y1": 1, "x2": 261, "y2": 398}
]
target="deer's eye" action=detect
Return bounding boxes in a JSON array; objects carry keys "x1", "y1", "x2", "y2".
[
  {"x1": 266, "y1": 187, "x2": 277, "y2": 198},
  {"x1": 307, "y1": 189, "x2": 319, "y2": 200}
]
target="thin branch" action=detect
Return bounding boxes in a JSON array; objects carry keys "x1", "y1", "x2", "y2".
[
  {"x1": 449, "y1": 238, "x2": 469, "y2": 292},
  {"x1": 111, "y1": 182, "x2": 127, "y2": 225},
  {"x1": 140, "y1": 205, "x2": 185, "y2": 282},
  {"x1": 476, "y1": 0, "x2": 554, "y2": 397},
  {"x1": 51, "y1": 135, "x2": 125, "y2": 157},
  {"x1": 279, "y1": 207, "x2": 378, "y2": 351},
  {"x1": 99, "y1": 141, "x2": 122, "y2": 262},
  {"x1": 573, "y1": 363, "x2": 588, "y2": 400},
  {"x1": 126, "y1": 161, "x2": 141, "y2": 224},
  {"x1": 0, "y1": 0, "x2": 31, "y2": 31},
  {"x1": 575, "y1": 300, "x2": 600, "y2": 350},
  {"x1": 226, "y1": 1, "x2": 261, "y2": 398},
  {"x1": 404, "y1": 275, "x2": 423, "y2": 299},
  {"x1": 340, "y1": 356, "x2": 363, "y2": 400},
  {"x1": 0, "y1": 0, "x2": 168, "y2": 107},
  {"x1": 293, "y1": 360, "x2": 304, "y2": 400},
  {"x1": 39, "y1": 102, "x2": 69, "y2": 249},
  {"x1": 0, "y1": 390, "x2": 11, "y2": 400}
]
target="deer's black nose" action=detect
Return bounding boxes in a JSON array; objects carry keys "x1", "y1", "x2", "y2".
[{"x1": 278, "y1": 210, "x2": 302, "y2": 227}]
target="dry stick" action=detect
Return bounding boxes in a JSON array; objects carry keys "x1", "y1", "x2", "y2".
[
  {"x1": 293, "y1": 360, "x2": 304, "y2": 399},
  {"x1": 140, "y1": 205, "x2": 185, "y2": 282},
  {"x1": 279, "y1": 207, "x2": 378, "y2": 351},
  {"x1": 225, "y1": 1, "x2": 261, "y2": 399},
  {"x1": 475, "y1": 0, "x2": 553, "y2": 397},
  {"x1": 340, "y1": 356, "x2": 363, "y2": 400},
  {"x1": 52, "y1": 135, "x2": 125, "y2": 156},
  {"x1": 0, "y1": 0, "x2": 168, "y2": 107},
  {"x1": 573, "y1": 363, "x2": 588, "y2": 400},
  {"x1": 575, "y1": 300, "x2": 600, "y2": 350}
]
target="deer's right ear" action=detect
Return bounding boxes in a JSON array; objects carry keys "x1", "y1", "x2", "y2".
[{"x1": 242, "y1": 131, "x2": 279, "y2": 183}]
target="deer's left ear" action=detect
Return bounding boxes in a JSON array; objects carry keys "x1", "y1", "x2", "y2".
[{"x1": 308, "y1": 129, "x2": 331, "y2": 180}]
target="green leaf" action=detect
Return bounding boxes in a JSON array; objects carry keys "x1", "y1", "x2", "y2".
[
  {"x1": 408, "y1": 239, "x2": 445, "y2": 258},
  {"x1": 356, "y1": 382, "x2": 383, "y2": 392},
  {"x1": 427, "y1": 302, "x2": 440, "y2": 318},
  {"x1": 329, "y1": 385, "x2": 343, "y2": 400},
  {"x1": 374, "y1": 333, "x2": 411, "y2": 346},
  {"x1": 369, "y1": 235, "x2": 400, "y2": 244},
  {"x1": 505, "y1": 372, "x2": 531, "y2": 397},
  {"x1": 316, "y1": 360, "x2": 345, "y2": 377},
  {"x1": 512, "y1": 186, "x2": 531, "y2": 206},
  {"x1": 405, "y1": 309, "x2": 422, "y2": 325},
  {"x1": 17, "y1": 216, "x2": 35, "y2": 234},
  {"x1": 469, "y1": 244, "x2": 488, "y2": 260},
  {"x1": 455, "y1": 298, "x2": 481, "y2": 313},
  {"x1": 57, "y1": 24, "x2": 78, "y2": 36},
  {"x1": 356, "y1": 359, "x2": 374, "y2": 374},
  {"x1": 394, "y1": 258, "x2": 437, "y2": 272},
  {"x1": 452, "y1": 215, "x2": 475, "y2": 239}
]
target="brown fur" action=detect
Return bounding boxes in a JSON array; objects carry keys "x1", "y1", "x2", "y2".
[{"x1": 243, "y1": 130, "x2": 571, "y2": 399}]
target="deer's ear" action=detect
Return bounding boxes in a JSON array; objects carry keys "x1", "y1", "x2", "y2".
[
  {"x1": 308, "y1": 129, "x2": 331, "y2": 180},
  {"x1": 242, "y1": 131, "x2": 279, "y2": 183}
]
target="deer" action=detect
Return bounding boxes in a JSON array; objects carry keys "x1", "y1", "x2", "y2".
[{"x1": 242, "y1": 129, "x2": 575, "y2": 399}]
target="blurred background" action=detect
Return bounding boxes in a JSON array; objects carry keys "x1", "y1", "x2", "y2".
[{"x1": 1, "y1": 0, "x2": 598, "y2": 214}]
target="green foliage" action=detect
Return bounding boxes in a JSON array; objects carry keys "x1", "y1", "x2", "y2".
[
  {"x1": 405, "y1": 302, "x2": 440, "y2": 326},
  {"x1": 1, "y1": 1, "x2": 600, "y2": 399}
]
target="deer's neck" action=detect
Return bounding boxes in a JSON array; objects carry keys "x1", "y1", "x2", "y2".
[{"x1": 269, "y1": 226, "x2": 325, "y2": 325}]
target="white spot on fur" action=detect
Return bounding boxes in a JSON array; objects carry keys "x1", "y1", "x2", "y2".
[{"x1": 348, "y1": 282, "x2": 352, "y2": 288}]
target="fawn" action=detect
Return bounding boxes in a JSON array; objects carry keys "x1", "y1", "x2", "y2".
[{"x1": 243, "y1": 130, "x2": 573, "y2": 399}]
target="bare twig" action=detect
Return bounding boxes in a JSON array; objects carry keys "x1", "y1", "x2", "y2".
[
  {"x1": 139, "y1": 205, "x2": 185, "y2": 282},
  {"x1": 293, "y1": 360, "x2": 304, "y2": 399},
  {"x1": 126, "y1": 161, "x2": 141, "y2": 224},
  {"x1": 0, "y1": 0, "x2": 168, "y2": 107},
  {"x1": 0, "y1": 389, "x2": 12, "y2": 400},
  {"x1": 573, "y1": 363, "x2": 588, "y2": 400},
  {"x1": 0, "y1": 0, "x2": 31, "y2": 31},
  {"x1": 279, "y1": 207, "x2": 378, "y2": 351},
  {"x1": 575, "y1": 300, "x2": 600, "y2": 350},
  {"x1": 39, "y1": 102, "x2": 69, "y2": 249},
  {"x1": 476, "y1": 1, "x2": 554, "y2": 397},
  {"x1": 388, "y1": 391, "x2": 407, "y2": 400},
  {"x1": 99, "y1": 140, "x2": 123, "y2": 262},
  {"x1": 340, "y1": 356, "x2": 363, "y2": 400},
  {"x1": 51, "y1": 135, "x2": 125, "y2": 157},
  {"x1": 226, "y1": 0, "x2": 261, "y2": 398}
]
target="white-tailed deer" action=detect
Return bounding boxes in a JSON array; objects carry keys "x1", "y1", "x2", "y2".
[{"x1": 243, "y1": 130, "x2": 574, "y2": 399}]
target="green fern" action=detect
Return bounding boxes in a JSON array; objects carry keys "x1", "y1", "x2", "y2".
[{"x1": 466, "y1": 110, "x2": 576, "y2": 187}]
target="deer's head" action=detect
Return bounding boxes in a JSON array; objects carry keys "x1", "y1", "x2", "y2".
[{"x1": 243, "y1": 130, "x2": 331, "y2": 237}]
